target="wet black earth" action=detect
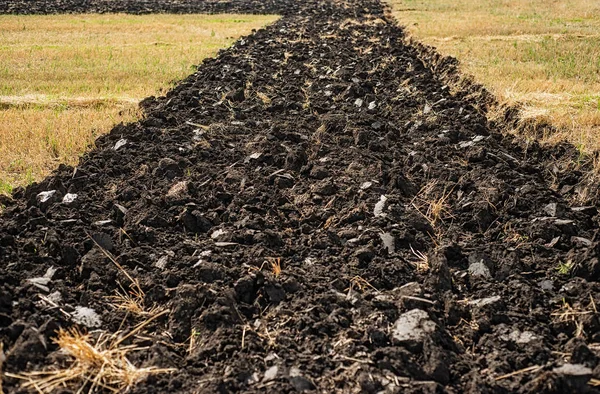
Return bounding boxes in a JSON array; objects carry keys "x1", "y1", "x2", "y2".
[{"x1": 2, "y1": 0, "x2": 600, "y2": 393}]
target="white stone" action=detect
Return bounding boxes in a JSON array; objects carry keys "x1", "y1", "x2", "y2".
[
  {"x1": 211, "y1": 229, "x2": 228, "y2": 239},
  {"x1": 37, "y1": 190, "x2": 56, "y2": 203},
  {"x1": 156, "y1": 255, "x2": 170, "y2": 269},
  {"x1": 392, "y1": 309, "x2": 436, "y2": 343},
  {"x1": 360, "y1": 181, "x2": 372, "y2": 190},
  {"x1": 72, "y1": 306, "x2": 101, "y2": 328},
  {"x1": 374, "y1": 195, "x2": 387, "y2": 217},
  {"x1": 62, "y1": 193, "x2": 78, "y2": 204},
  {"x1": 113, "y1": 139, "x2": 127, "y2": 150},
  {"x1": 380, "y1": 232, "x2": 395, "y2": 253},
  {"x1": 468, "y1": 296, "x2": 501, "y2": 308},
  {"x1": 263, "y1": 365, "x2": 279, "y2": 382},
  {"x1": 553, "y1": 364, "x2": 592, "y2": 376}
]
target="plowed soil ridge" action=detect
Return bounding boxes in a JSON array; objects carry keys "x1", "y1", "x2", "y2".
[{"x1": 2, "y1": 0, "x2": 600, "y2": 393}]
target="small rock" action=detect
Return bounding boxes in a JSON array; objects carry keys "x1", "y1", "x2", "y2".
[
  {"x1": 210, "y1": 229, "x2": 228, "y2": 240},
  {"x1": 288, "y1": 368, "x2": 315, "y2": 392},
  {"x1": 113, "y1": 139, "x2": 127, "y2": 150},
  {"x1": 540, "y1": 280, "x2": 554, "y2": 291},
  {"x1": 371, "y1": 121, "x2": 383, "y2": 130},
  {"x1": 62, "y1": 193, "x2": 78, "y2": 204},
  {"x1": 263, "y1": 365, "x2": 279, "y2": 382},
  {"x1": 245, "y1": 152, "x2": 262, "y2": 163},
  {"x1": 289, "y1": 376, "x2": 315, "y2": 392},
  {"x1": 93, "y1": 219, "x2": 112, "y2": 227},
  {"x1": 468, "y1": 262, "x2": 491, "y2": 280},
  {"x1": 354, "y1": 98, "x2": 363, "y2": 107},
  {"x1": 27, "y1": 266, "x2": 56, "y2": 289},
  {"x1": 374, "y1": 195, "x2": 387, "y2": 217},
  {"x1": 155, "y1": 255, "x2": 170, "y2": 270},
  {"x1": 214, "y1": 242, "x2": 237, "y2": 247},
  {"x1": 392, "y1": 309, "x2": 436, "y2": 347},
  {"x1": 360, "y1": 181, "x2": 372, "y2": 190},
  {"x1": 72, "y1": 306, "x2": 101, "y2": 328},
  {"x1": 468, "y1": 296, "x2": 501, "y2": 308},
  {"x1": 379, "y1": 232, "x2": 395, "y2": 253},
  {"x1": 552, "y1": 364, "x2": 592, "y2": 376},
  {"x1": 36, "y1": 190, "x2": 57, "y2": 204},
  {"x1": 27, "y1": 276, "x2": 51, "y2": 287},
  {"x1": 289, "y1": 366, "x2": 301, "y2": 377},
  {"x1": 501, "y1": 329, "x2": 539, "y2": 344},
  {"x1": 166, "y1": 181, "x2": 189, "y2": 200},
  {"x1": 544, "y1": 202, "x2": 558, "y2": 217}
]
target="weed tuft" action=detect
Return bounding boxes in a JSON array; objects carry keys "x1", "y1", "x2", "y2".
[{"x1": 412, "y1": 180, "x2": 454, "y2": 227}]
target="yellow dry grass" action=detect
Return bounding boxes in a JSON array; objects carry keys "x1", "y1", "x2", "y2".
[
  {"x1": 6, "y1": 322, "x2": 172, "y2": 393},
  {"x1": 0, "y1": 13, "x2": 278, "y2": 193},
  {"x1": 388, "y1": 0, "x2": 600, "y2": 151},
  {"x1": 268, "y1": 257, "x2": 282, "y2": 278}
]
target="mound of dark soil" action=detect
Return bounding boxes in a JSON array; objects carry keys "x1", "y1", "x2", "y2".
[
  {"x1": 0, "y1": 0, "x2": 292, "y2": 15},
  {"x1": 2, "y1": 0, "x2": 600, "y2": 393}
]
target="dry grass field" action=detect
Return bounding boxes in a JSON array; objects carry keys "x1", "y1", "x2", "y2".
[
  {"x1": 0, "y1": 14, "x2": 277, "y2": 194},
  {"x1": 388, "y1": 0, "x2": 600, "y2": 152}
]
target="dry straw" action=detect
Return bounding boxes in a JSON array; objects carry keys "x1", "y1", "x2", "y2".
[{"x1": 6, "y1": 311, "x2": 172, "y2": 393}]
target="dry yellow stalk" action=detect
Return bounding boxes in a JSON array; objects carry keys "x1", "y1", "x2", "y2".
[
  {"x1": 268, "y1": 257, "x2": 282, "y2": 278},
  {"x1": 409, "y1": 245, "x2": 430, "y2": 273},
  {"x1": 347, "y1": 276, "x2": 378, "y2": 293},
  {"x1": 6, "y1": 321, "x2": 174, "y2": 393}
]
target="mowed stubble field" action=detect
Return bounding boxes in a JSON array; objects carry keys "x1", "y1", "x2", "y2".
[
  {"x1": 0, "y1": 14, "x2": 278, "y2": 194},
  {"x1": 388, "y1": 0, "x2": 600, "y2": 156}
]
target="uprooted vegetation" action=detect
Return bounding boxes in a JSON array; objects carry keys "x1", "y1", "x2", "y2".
[{"x1": 6, "y1": 323, "x2": 173, "y2": 393}]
